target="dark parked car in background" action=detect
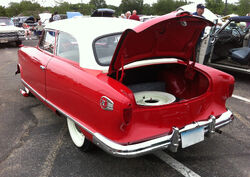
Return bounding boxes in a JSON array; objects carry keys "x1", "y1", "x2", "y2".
[
  {"x1": 13, "y1": 16, "x2": 37, "y2": 28},
  {"x1": 91, "y1": 8, "x2": 115, "y2": 17}
]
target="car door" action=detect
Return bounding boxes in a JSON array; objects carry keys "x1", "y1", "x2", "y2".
[
  {"x1": 46, "y1": 31, "x2": 84, "y2": 117},
  {"x1": 22, "y1": 30, "x2": 56, "y2": 99},
  {"x1": 198, "y1": 20, "x2": 218, "y2": 64}
]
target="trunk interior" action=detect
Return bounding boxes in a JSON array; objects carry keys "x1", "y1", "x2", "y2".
[{"x1": 114, "y1": 63, "x2": 209, "y2": 106}]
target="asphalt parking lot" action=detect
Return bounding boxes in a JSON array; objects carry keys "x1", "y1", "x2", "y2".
[{"x1": 0, "y1": 39, "x2": 249, "y2": 177}]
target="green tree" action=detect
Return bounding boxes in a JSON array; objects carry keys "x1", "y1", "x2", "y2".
[
  {"x1": 77, "y1": 3, "x2": 94, "y2": 15},
  {"x1": 142, "y1": 3, "x2": 153, "y2": 15},
  {"x1": 5, "y1": 3, "x2": 21, "y2": 17},
  {"x1": 237, "y1": 0, "x2": 250, "y2": 16},
  {"x1": 53, "y1": 2, "x2": 71, "y2": 14},
  {"x1": 226, "y1": 3, "x2": 239, "y2": 15},
  {"x1": 0, "y1": 5, "x2": 6, "y2": 16},
  {"x1": 6, "y1": 1, "x2": 43, "y2": 18},
  {"x1": 152, "y1": 0, "x2": 175, "y2": 15},
  {"x1": 89, "y1": 0, "x2": 107, "y2": 9},
  {"x1": 107, "y1": 5, "x2": 119, "y2": 16},
  {"x1": 119, "y1": 0, "x2": 144, "y2": 14},
  {"x1": 174, "y1": 0, "x2": 187, "y2": 10},
  {"x1": 205, "y1": 0, "x2": 224, "y2": 15}
]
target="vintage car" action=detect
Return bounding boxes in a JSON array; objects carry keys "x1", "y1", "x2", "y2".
[
  {"x1": 0, "y1": 17, "x2": 25, "y2": 46},
  {"x1": 17, "y1": 12, "x2": 235, "y2": 158},
  {"x1": 200, "y1": 16, "x2": 250, "y2": 74}
]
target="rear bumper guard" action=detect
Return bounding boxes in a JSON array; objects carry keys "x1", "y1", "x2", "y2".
[{"x1": 93, "y1": 110, "x2": 233, "y2": 158}]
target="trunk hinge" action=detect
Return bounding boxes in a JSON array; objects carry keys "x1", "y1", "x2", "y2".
[
  {"x1": 116, "y1": 55, "x2": 125, "y2": 82},
  {"x1": 184, "y1": 47, "x2": 196, "y2": 80}
]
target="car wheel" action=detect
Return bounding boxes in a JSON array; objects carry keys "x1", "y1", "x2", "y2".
[
  {"x1": 16, "y1": 40, "x2": 22, "y2": 47},
  {"x1": 67, "y1": 118, "x2": 92, "y2": 151}
]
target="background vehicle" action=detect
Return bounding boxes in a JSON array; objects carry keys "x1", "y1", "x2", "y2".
[
  {"x1": 200, "y1": 16, "x2": 250, "y2": 74},
  {"x1": 91, "y1": 8, "x2": 115, "y2": 17},
  {"x1": 66, "y1": 12, "x2": 83, "y2": 18},
  {"x1": 13, "y1": 16, "x2": 37, "y2": 28},
  {"x1": 0, "y1": 17, "x2": 25, "y2": 46}
]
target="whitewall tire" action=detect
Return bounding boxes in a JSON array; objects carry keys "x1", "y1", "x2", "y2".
[{"x1": 67, "y1": 118, "x2": 92, "y2": 151}]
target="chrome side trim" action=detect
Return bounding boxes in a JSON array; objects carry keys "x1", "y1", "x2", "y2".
[
  {"x1": 21, "y1": 79, "x2": 46, "y2": 102},
  {"x1": 20, "y1": 79, "x2": 233, "y2": 158}
]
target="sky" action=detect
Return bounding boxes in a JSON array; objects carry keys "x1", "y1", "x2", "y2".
[{"x1": 0, "y1": 0, "x2": 239, "y2": 7}]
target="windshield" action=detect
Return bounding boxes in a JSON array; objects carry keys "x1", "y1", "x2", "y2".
[
  {"x1": 94, "y1": 33, "x2": 121, "y2": 66},
  {"x1": 19, "y1": 17, "x2": 28, "y2": 23},
  {"x1": 0, "y1": 18, "x2": 14, "y2": 26}
]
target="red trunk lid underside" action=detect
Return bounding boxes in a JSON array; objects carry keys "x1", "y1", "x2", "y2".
[{"x1": 108, "y1": 11, "x2": 214, "y2": 75}]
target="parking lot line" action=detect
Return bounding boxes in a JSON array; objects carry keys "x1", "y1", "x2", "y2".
[
  {"x1": 233, "y1": 111, "x2": 250, "y2": 129},
  {"x1": 154, "y1": 151, "x2": 201, "y2": 177},
  {"x1": 232, "y1": 94, "x2": 250, "y2": 103},
  {"x1": 39, "y1": 124, "x2": 67, "y2": 177}
]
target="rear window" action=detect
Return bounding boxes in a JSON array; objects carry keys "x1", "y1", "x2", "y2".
[{"x1": 93, "y1": 34, "x2": 121, "y2": 66}]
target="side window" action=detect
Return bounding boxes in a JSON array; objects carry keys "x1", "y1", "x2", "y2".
[
  {"x1": 56, "y1": 32, "x2": 79, "y2": 63},
  {"x1": 39, "y1": 30, "x2": 56, "y2": 54}
]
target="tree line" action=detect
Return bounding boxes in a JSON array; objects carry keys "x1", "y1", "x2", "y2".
[{"x1": 0, "y1": 0, "x2": 249, "y2": 19}]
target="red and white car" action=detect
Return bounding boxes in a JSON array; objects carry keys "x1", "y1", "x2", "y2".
[{"x1": 17, "y1": 12, "x2": 235, "y2": 158}]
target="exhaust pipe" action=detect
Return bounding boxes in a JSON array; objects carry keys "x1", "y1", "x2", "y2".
[{"x1": 20, "y1": 87, "x2": 30, "y2": 97}]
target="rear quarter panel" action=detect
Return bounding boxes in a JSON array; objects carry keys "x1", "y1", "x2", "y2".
[{"x1": 46, "y1": 56, "x2": 133, "y2": 142}]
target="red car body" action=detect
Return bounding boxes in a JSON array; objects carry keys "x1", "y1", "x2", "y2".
[{"x1": 17, "y1": 11, "x2": 234, "y2": 157}]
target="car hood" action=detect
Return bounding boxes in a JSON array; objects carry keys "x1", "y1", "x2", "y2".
[
  {"x1": 0, "y1": 25, "x2": 23, "y2": 32},
  {"x1": 108, "y1": 11, "x2": 213, "y2": 75}
]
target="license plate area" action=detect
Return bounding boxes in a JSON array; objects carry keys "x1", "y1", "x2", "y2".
[{"x1": 181, "y1": 127, "x2": 204, "y2": 148}]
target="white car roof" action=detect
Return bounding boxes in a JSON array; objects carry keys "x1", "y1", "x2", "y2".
[{"x1": 45, "y1": 17, "x2": 141, "y2": 70}]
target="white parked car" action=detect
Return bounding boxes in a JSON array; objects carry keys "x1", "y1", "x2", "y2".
[{"x1": 0, "y1": 17, "x2": 25, "y2": 46}]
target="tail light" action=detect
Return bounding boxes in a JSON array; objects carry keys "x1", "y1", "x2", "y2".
[{"x1": 123, "y1": 107, "x2": 132, "y2": 125}]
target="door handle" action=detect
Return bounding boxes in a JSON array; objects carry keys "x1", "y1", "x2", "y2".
[{"x1": 40, "y1": 65, "x2": 46, "y2": 70}]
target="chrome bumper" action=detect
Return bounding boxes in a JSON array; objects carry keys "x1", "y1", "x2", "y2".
[
  {"x1": 92, "y1": 110, "x2": 233, "y2": 158},
  {"x1": 0, "y1": 36, "x2": 24, "y2": 43}
]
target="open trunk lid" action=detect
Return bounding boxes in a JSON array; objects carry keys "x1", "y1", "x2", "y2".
[{"x1": 108, "y1": 11, "x2": 214, "y2": 75}]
